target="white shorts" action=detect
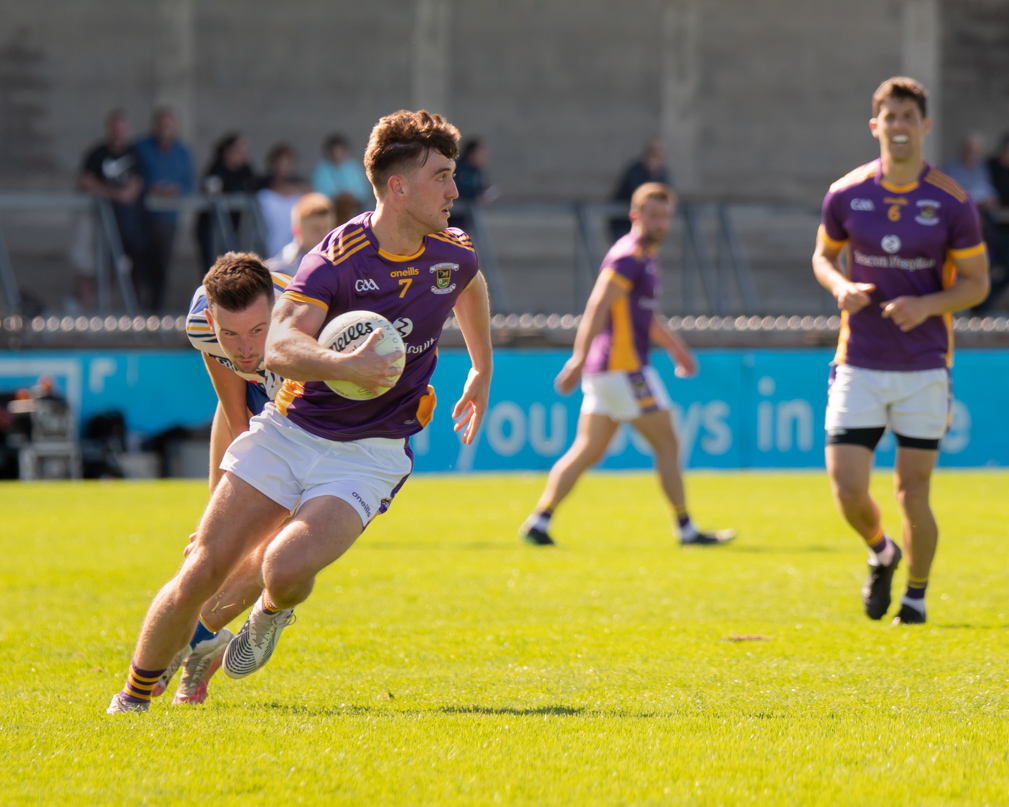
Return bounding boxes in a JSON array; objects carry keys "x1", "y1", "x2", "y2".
[
  {"x1": 220, "y1": 405, "x2": 414, "y2": 526},
  {"x1": 581, "y1": 366, "x2": 672, "y2": 422},
  {"x1": 825, "y1": 364, "x2": 951, "y2": 440}
]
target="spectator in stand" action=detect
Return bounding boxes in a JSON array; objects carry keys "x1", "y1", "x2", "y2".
[
  {"x1": 257, "y1": 143, "x2": 311, "y2": 260},
  {"x1": 988, "y1": 132, "x2": 1009, "y2": 208},
  {"x1": 610, "y1": 139, "x2": 673, "y2": 241},
  {"x1": 449, "y1": 137, "x2": 499, "y2": 231},
  {"x1": 195, "y1": 133, "x2": 259, "y2": 274},
  {"x1": 943, "y1": 132, "x2": 1009, "y2": 312},
  {"x1": 79, "y1": 109, "x2": 151, "y2": 309},
  {"x1": 134, "y1": 107, "x2": 194, "y2": 313},
  {"x1": 265, "y1": 193, "x2": 336, "y2": 275},
  {"x1": 311, "y1": 133, "x2": 372, "y2": 214}
]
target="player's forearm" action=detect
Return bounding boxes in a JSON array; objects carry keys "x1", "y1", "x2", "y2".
[
  {"x1": 812, "y1": 254, "x2": 847, "y2": 297},
  {"x1": 921, "y1": 273, "x2": 990, "y2": 315},
  {"x1": 265, "y1": 328, "x2": 346, "y2": 383}
]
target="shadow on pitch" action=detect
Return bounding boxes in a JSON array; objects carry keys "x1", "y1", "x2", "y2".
[
  {"x1": 436, "y1": 704, "x2": 584, "y2": 716},
  {"x1": 249, "y1": 702, "x2": 664, "y2": 718},
  {"x1": 726, "y1": 545, "x2": 838, "y2": 554}
]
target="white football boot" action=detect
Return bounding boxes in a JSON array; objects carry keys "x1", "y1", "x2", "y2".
[
  {"x1": 106, "y1": 693, "x2": 149, "y2": 714},
  {"x1": 223, "y1": 595, "x2": 296, "y2": 679},
  {"x1": 172, "y1": 628, "x2": 234, "y2": 704}
]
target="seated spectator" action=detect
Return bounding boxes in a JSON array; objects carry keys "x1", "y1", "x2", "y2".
[
  {"x1": 257, "y1": 143, "x2": 311, "y2": 259},
  {"x1": 195, "y1": 132, "x2": 258, "y2": 274},
  {"x1": 78, "y1": 109, "x2": 151, "y2": 311},
  {"x1": 944, "y1": 133, "x2": 1009, "y2": 312},
  {"x1": 134, "y1": 107, "x2": 194, "y2": 313},
  {"x1": 265, "y1": 193, "x2": 336, "y2": 274},
  {"x1": 311, "y1": 133, "x2": 372, "y2": 214},
  {"x1": 610, "y1": 138, "x2": 672, "y2": 241}
]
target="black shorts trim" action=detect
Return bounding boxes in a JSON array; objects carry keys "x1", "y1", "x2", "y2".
[
  {"x1": 825, "y1": 426, "x2": 886, "y2": 450},
  {"x1": 893, "y1": 433, "x2": 941, "y2": 451}
]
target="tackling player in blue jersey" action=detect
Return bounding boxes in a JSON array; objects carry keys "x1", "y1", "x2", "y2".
[{"x1": 150, "y1": 252, "x2": 295, "y2": 705}]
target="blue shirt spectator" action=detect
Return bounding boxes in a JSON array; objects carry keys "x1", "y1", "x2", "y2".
[
  {"x1": 311, "y1": 133, "x2": 372, "y2": 209},
  {"x1": 135, "y1": 108, "x2": 194, "y2": 223}
]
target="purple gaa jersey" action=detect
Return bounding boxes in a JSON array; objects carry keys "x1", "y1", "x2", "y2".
[
  {"x1": 584, "y1": 231, "x2": 661, "y2": 375},
  {"x1": 820, "y1": 159, "x2": 985, "y2": 371},
  {"x1": 276, "y1": 212, "x2": 479, "y2": 441}
]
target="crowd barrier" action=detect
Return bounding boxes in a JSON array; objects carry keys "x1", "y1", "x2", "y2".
[{"x1": 1, "y1": 348, "x2": 1006, "y2": 472}]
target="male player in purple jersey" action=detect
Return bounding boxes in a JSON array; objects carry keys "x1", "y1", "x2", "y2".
[
  {"x1": 519, "y1": 182, "x2": 734, "y2": 547},
  {"x1": 108, "y1": 110, "x2": 492, "y2": 713},
  {"x1": 812, "y1": 77, "x2": 989, "y2": 626}
]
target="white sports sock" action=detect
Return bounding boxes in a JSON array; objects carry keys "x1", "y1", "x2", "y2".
[
  {"x1": 869, "y1": 536, "x2": 896, "y2": 567},
  {"x1": 678, "y1": 520, "x2": 698, "y2": 540},
  {"x1": 529, "y1": 512, "x2": 551, "y2": 533},
  {"x1": 900, "y1": 595, "x2": 926, "y2": 613}
]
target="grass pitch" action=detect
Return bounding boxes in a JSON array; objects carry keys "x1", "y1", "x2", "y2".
[{"x1": 3, "y1": 471, "x2": 1009, "y2": 805}]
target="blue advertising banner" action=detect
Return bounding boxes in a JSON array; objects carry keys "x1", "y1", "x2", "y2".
[{"x1": 1, "y1": 348, "x2": 1005, "y2": 470}]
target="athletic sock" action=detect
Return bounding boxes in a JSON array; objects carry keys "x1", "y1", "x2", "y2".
[
  {"x1": 675, "y1": 510, "x2": 698, "y2": 541},
  {"x1": 901, "y1": 577, "x2": 928, "y2": 613},
  {"x1": 189, "y1": 617, "x2": 217, "y2": 649},
  {"x1": 865, "y1": 528, "x2": 896, "y2": 567},
  {"x1": 261, "y1": 590, "x2": 281, "y2": 615},
  {"x1": 120, "y1": 660, "x2": 167, "y2": 705},
  {"x1": 529, "y1": 508, "x2": 553, "y2": 533}
]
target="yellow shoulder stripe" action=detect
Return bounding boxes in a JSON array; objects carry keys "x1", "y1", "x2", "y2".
[
  {"x1": 601, "y1": 266, "x2": 633, "y2": 291},
  {"x1": 333, "y1": 241, "x2": 370, "y2": 266},
  {"x1": 281, "y1": 290, "x2": 329, "y2": 312}
]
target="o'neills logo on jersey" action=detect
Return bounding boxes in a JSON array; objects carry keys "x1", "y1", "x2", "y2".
[
  {"x1": 390, "y1": 267, "x2": 419, "y2": 278},
  {"x1": 430, "y1": 262, "x2": 459, "y2": 294},
  {"x1": 853, "y1": 250, "x2": 935, "y2": 272}
]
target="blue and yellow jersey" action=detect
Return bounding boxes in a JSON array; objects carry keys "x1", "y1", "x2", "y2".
[{"x1": 185, "y1": 271, "x2": 290, "y2": 405}]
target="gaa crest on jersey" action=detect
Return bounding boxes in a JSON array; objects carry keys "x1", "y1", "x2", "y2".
[
  {"x1": 915, "y1": 200, "x2": 941, "y2": 226},
  {"x1": 430, "y1": 262, "x2": 458, "y2": 295}
]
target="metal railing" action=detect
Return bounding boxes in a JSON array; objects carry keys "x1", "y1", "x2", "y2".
[{"x1": 0, "y1": 192, "x2": 266, "y2": 317}]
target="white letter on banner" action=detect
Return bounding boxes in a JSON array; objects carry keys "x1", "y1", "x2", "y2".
[
  {"x1": 776, "y1": 400, "x2": 813, "y2": 452},
  {"x1": 700, "y1": 401, "x2": 732, "y2": 455},
  {"x1": 88, "y1": 358, "x2": 117, "y2": 394},
  {"x1": 758, "y1": 401, "x2": 774, "y2": 451},
  {"x1": 529, "y1": 403, "x2": 566, "y2": 456},
  {"x1": 486, "y1": 401, "x2": 526, "y2": 456}
]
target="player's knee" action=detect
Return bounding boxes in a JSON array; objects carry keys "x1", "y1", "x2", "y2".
[
  {"x1": 263, "y1": 564, "x2": 313, "y2": 603},
  {"x1": 895, "y1": 476, "x2": 930, "y2": 507}
]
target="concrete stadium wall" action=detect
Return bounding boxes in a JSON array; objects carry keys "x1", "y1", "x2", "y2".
[{"x1": 1, "y1": 0, "x2": 1006, "y2": 203}]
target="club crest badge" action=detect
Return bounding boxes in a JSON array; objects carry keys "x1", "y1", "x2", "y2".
[
  {"x1": 915, "y1": 199, "x2": 941, "y2": 226},
  {"x1": 430, "y1": 262, "x2": 458, "y2": 294}
]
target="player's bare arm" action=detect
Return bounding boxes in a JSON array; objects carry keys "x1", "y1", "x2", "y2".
[
  {"x1": 649, "y1": 314, "x2": 697, "y2": 378},
  {"x1": 265, "y1": 298, "x2": 403, "y2": 394},
  {"x1": 812, "y1": 231, "x2": 875, "y2": 314},
  {"x1": 450, "y1": 272, "x2": 493, "y2": 444},
  {"x1": 556, "y1": 270, "x2": 627, "y2": 395},
  {"x1": 880, "y1": 251, "x2": 990, "y2": 332}
]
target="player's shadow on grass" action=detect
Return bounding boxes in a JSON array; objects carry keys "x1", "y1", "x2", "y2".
[
  {"x1": 436, "y1": 705, "x2": 584, "y2": 716},
  {"x1": 365, "y1": 541, "x2": 511, "y2": 552},
  {"x1": 727, "y1": 545, "x2": 838, "y2": 554}
]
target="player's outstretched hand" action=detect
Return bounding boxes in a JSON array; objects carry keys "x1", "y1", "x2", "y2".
[
  {"x1": 341, "y1": 328, "x2": 404, "y2": 396},
  {"x1": 452, "y1": 368, "x2": 490, "y2": 445},
  {"x1": 836, "y1": 281, "x2": 875, "y2": 314},
  {"x1": 671, "y1": 347, "x2": 698, "y2": 378},
  {"x1": 880, "y1": 295, "x2": 931, "y2": 332},
  {"x1": 554, "y1": 357, "x2": 583, "y2": 395}
]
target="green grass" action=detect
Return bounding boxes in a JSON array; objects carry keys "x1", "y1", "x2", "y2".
[{"x1": 3, "y1": 472, "x2": 1009, "y2": 805}]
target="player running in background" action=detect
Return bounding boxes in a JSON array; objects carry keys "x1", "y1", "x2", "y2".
[
  {"x1": 108, "y1": 109, "x2": 492, "y2": 713},
  {"x1": 150, "y1": 252, "x2": 289, "y2": 705},
  {"x1": 812, "y1": 77, "x2": 989, "y2": 625},
  {"x1": 519, "y1": 182, "x2": 734, "y2": 547}
]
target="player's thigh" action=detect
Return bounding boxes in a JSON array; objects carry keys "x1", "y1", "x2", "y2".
[
  {"x1": 889, "y1": 369, "x2": 949, "y2": 442},
  {"x1": 190, "y1": 472, "x2": 290, "y2": 577},
  {"x1": 263, "y1": 495, "x2": 364, "y2": 583},
  {"x1": 630, "y1": 408, "x2": 678, "y2": 454},
  {"x1": 825, "y1": 443, "x2": 874, "y2": 497}
]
